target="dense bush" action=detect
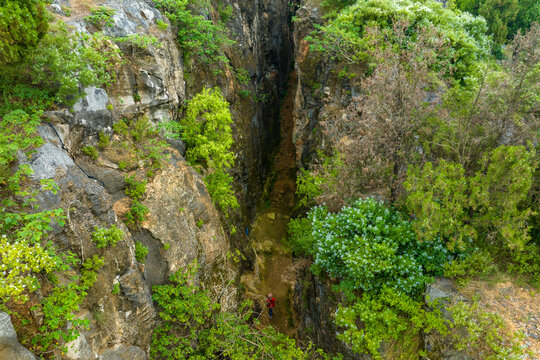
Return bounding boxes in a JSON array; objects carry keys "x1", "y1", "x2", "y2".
[
  {"x1": 0, "y1": 22, "x2": 122, "y2": 109},
  {"x1": 291, "y1": 198, "x2": 453, "y2": 296},
  {"x1": 405, "y1": 145, "x2": 538, "y2": 273},
  {"x1": 308, "y1": 0, "x2": 490, "y2": 79},
  {"x1": 167, "y1": 87, "x2": 238, "y2": 211},
  {"x1": 289, "y1": 198, "x2": 455, "y2": 357},
  {"x1": 92, "y1": 225, "x2": 124, "y2": 249},
  {"x1": 135, "y1": 241, "x2": 149, "y2": 263},
  {"x1": 0, "y1": 0, "x2": 48, "y2": 65}
]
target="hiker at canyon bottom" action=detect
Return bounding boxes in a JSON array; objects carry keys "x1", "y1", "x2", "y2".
[{"x1": 266, "y1": 293, "x2": 276, "y2": 318}]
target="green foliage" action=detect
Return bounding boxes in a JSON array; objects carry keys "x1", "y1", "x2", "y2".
[
  {"x1": 289, "y1": 198, "x2": 461, "y2": 357},
  {"x1": 126, "y1": 200, "x2": 150, "y2": 227},
  {"x1": 217, "y1": 3, "x2": 233, "y2": 22},
  {"x1": 203, "y1": 171, "x2": 238, "y2": 211},
  {"x1": 0, "y1": 236, "x2": 57, "y2": 302},
  {"x1": 234, "y1": 68, "x2": 250, "y2": 85},
  {"x1": 31, "y1": 254, "x2": 103, "y2": 355},
  {"x1": 405, "y1": 145, "x2": 537, "y2": 260},
  {"x1": 443, "y1": 248, "x2": 495, "y2": 285},
  {"x1": 84, "y1": 6, "x2": 116, "y2": 28},
  {"x1": 135, "y1": 241, "x2": 149, "y2": 263},
  {"x1": 0, "y1": 109, "x2": 68, "y2": 303},
  {"x1": 125, "y1": 175, "x2": 147, "y2": 200},
  {"x1": 293, "y1": 198, "x2": 452, "y2": 296},
  {"x1": 156, "y1": 19, "x2": 169, "y2": 30},
  {"x1": 455, "y1": 0, "x2": 539, "y2": 43},
  {"x1": 153, "y1": 0, "x2": 235, "y2": 65},
  {"x1": 151, "y1": 262, "x2": 339, "y2": 359},
  {"x1": 82, "y1": 145, "x2": 99, "y2": 160},
  {"x1": 0, "y1": 110, "x2": 43, "y2": 166},
  {"x1": 287, "y1": 217, "x2": 315, "y2": 256},
  {"x1": 32, "y1": 280, "x2": 90, "y2": 354},
  {"x1": 98, "y1": 131, "x2": 110, "y2": 149},
  {"x1": 115, "y1": 33, "x2": 160, "y2": 50},
  {"x1": 0, "y1": 0, "x2": 48, "y2": 65},
  {"x1": 112, "y1": 283, "x2": 121, "y2": 294},
  {"x1": 196, "y1": 219, "x2": 204, "y2": 227},
  {"x1": 237, "y1": 89, "x2": 251, "y2": 98},
  {"x1": 0, "y1": 22, "x2": 122, "y2": 107},
  {"x1": 80, "y1": 255, "x2": 105, "y2": 288},
  {"x1": 307, "y1": 0, "x2": 490, "y2": 79},
  {"x1": 335, "y1": 287, "x2": 447, "y2": 359},
  {"x1": 296, "y1": 151, "x2": 343, "y2": 208},
  {"x1": 180, "y1": 87, "x2": 234, "y2": 170},
  {"x1": 167, "y1": 87, "x2": 238, "y2": 211},
  {"x1": 478, "y1": 0, "x2": 518, "y2": 44},
  {"x1": 92, "y1": 225, "x2": 124, "y2": 249},
  {"x1": 111, "y1": 118, "x2": 169, "y2": 171},
  {"x1": 447, "y1": 300, "x2": 528, "y2": 359}
]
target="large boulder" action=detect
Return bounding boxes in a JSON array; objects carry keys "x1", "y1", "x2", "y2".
[{"x1": 0, "y1": 312, "x2": 36, "y2": 360}]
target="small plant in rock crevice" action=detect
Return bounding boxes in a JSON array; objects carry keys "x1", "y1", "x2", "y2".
[{"x1": 135, "y1": 241, "x2": 149, "y2": 263}]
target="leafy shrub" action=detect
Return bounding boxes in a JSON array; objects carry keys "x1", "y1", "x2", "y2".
[
  {"x1": 0, "y1": 0, "x2": 48, "y2": 65},
  {"x1": 112, "y1": 283, "x2": 120, "y2": 294},
  {"x1": 336, "y1": 287, "x2": 447, "y2": 358},
  {"x1": 92, "y1": 225, "x2": 123, "y2": 249},
  {"x1": 456, "y1": 0, "x2": 539, "y2": 44},
  {"x1": 234, "y1": 68, "x2": 250, "y2": 85},
  {"x1": 84, "y1": 6, "x2": 116, "y2": 28},
  {"x1": 180, "y1": 88, "x2": 234, "y2": 169},
  {"x1": 0, "y1": 237, "x2": 57, "y2": 302},
  {"x1": 153, "y1": 0, "x2": 235, "y2": 65},
  {"x1": 126, "y1": 200, "x2": 149, "y2": 227},
  {"x1": 203, "y1": 171, "x2": 238, "y2": 211},
  {"x1": 167, "y1": 87, "x2": 238, "y2": 211},
  {"x1": 98, "y1": 131, "x2": 110, "y2": 149},
  {"x1": 443, "y1": 248, "x2": 496, "y2": 285},
  {"x1": 1, "y1": 22, "x2": 122, "y2": 106},
  {"x1": 293, "y1": 198, "x2": 452, "y2": 296},
  {"x1": 115, "y1": 33, "x2": 160, "y2": 50},
  {"x1": 82, "y1": 145, "x2": 99, "y2": 160},
  {"x1": 156, "y1": 19, "x2": 169, "y2": 30},
  {"x1": 0, "y1": 110, "x2": 67, "y2": 303},
  {"x1": 31, "y1": 254, "x2": 103, "y2": 355},
  {"x1": 124, "y1": 175, "x2": 147, "y2": 200},
  {"x1": 289, "y1": 198, "x2": 460, "y2": 357},
  {"x1": 446, "y1": 300, "x2": 529, "y2": 359},
  {"x1": 135, "y1": 241, "x2": 148, "y2": 263}
]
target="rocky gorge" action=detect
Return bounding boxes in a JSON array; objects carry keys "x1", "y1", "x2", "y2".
[{"x1": 1, "y1": 0, "x2": 539, "y2": 359}]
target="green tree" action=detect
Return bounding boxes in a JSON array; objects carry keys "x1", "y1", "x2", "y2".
[
  {"x1": 0, "y1": 0, "x2": 48, "y2": 65},
  {"x1": 405, "y1": 145, "x2": 537, "y2": 262},
  {"x1": 479, "y1": 0, "x2": 518, "y2": 43}
]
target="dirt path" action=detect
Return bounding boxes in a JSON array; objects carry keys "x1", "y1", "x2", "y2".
[{"x1": 249, "y1": 71, "x2": 298, "y2": 336}]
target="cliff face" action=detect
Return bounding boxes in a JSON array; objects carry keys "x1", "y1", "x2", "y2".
[
  {"x1": 5, "y1": 0, "x2": 294, "y2": 358},
  {"x1": 185, "y1": 0, "x2": 294, "y2": 216}
]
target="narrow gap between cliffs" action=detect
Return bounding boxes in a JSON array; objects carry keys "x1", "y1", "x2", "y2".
[{"x1": 248, "y1": 70, "x2": 299, "y2": 337}]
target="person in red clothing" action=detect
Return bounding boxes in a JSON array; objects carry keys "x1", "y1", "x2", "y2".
[{"x1": 266, "y1": 293, "x2": 276, "y2": 318}]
